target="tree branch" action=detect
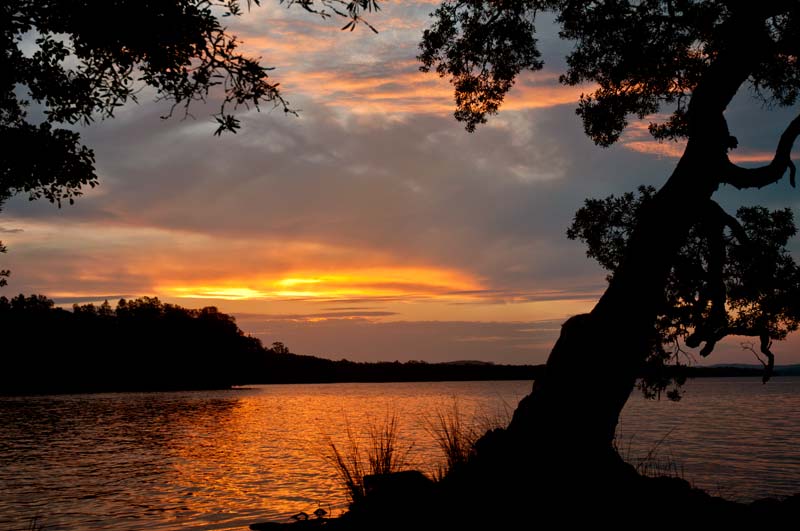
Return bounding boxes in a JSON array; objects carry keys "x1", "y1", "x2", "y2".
[
  {"x1": 740, "y1": 335, "x2": 775, "y2": 383},
  {"x1": 760, "y1": 333, "x2": 775, "y2": 384},
  {"x1": 685, "y1": 200, "x2": 738, "y2": 356},
  {"x1": 707, "y1": 200, "x2": 749, "y2": 245},
  {"x1": 721, "y1": 113, "x2": 800, "y2": 189}
]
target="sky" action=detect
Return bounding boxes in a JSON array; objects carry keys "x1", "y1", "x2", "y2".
[{"x1": 3, "y1": 1, "x2": 800, "y2": 365}]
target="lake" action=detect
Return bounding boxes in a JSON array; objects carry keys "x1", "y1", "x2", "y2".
[{"x1": 1, "y1": 378, "x2": 799, "y2": 530}]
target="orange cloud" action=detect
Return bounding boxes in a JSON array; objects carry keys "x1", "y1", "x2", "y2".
[
  {"x1": 156, "y1": 266, "x2": 484, "y2": 302},
  {"x1": 624, "y1": 140, "x2": 775, "y2": 163},
  {"x1": 3, "y1": 215, "x2": 604, "y2": 329},
  {"x1": 620, "y1": 120, "x2": 776, "y2": 163},
  {"x1": 278, "y1": 67, "x2": 587, "y2": 116},
  {"x1": 234, "y1": 4, "x2": 590, "y2": 119}
]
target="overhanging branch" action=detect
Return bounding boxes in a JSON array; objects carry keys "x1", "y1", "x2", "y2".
[
  {"x1": 685, "y1": 200, "x2": 741, "y2": 356},
  {"x1": 739, "y1": 333, "x2": 776, "y2": 383},
  {"x1": 721, "y1": 113, "x2": 800, "y2": 189}
]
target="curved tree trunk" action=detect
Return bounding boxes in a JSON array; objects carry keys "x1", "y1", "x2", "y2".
[
  {"x1": 485, "y1": 6, "x2": 792, "y2": 470},
  {"x1": 502, "y1": 161, "x2": 717, "y2": 461},
  {"x1": 347, "y1": 7, "x2": 800, "y2": 528}
]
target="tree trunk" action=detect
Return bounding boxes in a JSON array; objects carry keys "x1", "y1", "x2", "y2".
[
  {"x1": 484, "y1": 6, "x2": 782, "y2": 471},
  {"x1": 503, "y1": 157, "x2": 718, "y2": 459}
]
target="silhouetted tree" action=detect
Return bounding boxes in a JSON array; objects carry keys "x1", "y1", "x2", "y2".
[
  {"x1": 0, "y1": 0, "x2": 379, "y2": 282},
  {"x1": 569, "y1": 186, "x2": 800, "y2": 398},
  {"x1": 0, "y1": 191, "x2": 10, "y2": 286},
  {"x1": 2, "y1": 0, "x2": 380, "y2": 205},
  {"x1": 420, "y1": 2, "x2": 800, "y2": 463},
  {"x1": 0, "y1": 295, "x2": 540, "y2": 393},
  {"x1": 0, "y1": 239, "x2": 8, "y2": 287},
  {"x1": 98, "y1": 299, "x2": 113, "y2": 318},
  {"x1": 271, "y1": 341, "x2": 290, "y2": 355},
  {"x1": 0, "y1": 294, "x2": 269, "y2": 393}
]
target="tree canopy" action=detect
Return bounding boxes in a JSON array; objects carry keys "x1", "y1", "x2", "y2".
[
  {"x1": 0, "y1": 0, "x2": 381, "y2": 285},
  {"x1": 568, "y1": 186, "x2": 800, "y2": 396},
  {"x1": 0, "y1": 294, "x2": 542, "y2": 394},
  {"x1": 420, "y1": 1, "x2": 800, "y2": 145},
  {"x1": 421, "y1": 2, "x2": 800, "y2": 384},
  {"x1": 1, "y1": 0, "x2": 379, "y2": 208},
  {"x1": 0, "y1": 294, "x2": 264, "y2": 392}
]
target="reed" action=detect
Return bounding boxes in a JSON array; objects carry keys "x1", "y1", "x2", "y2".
[
  {"x1": 426, "y1": 399, "x2": 511, "y2": 480},
  {"x1": 615, "y1": 429, "x2": 684, "y2": 479},
  {"x1": 326, "y1": 413, "x2": 413, "y2": 504}
]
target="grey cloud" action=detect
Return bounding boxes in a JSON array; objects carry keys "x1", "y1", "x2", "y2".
[
  {"x1": 0, "y1": 97, "x2": 724, "y2": 298},
  {"x1": 4, "y1": 3, "x2": 798, "y2": 335}
]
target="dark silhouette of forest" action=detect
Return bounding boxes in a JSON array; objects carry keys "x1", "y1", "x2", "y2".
[
  {"x1": 0, "y1": 294, "x2": 543, "y2": 395},
  {"x1": 0, "y1": 295, "x2": 262, "y2": 393},
  {"x1": 1, "y1": 293, "x2": 787, "y2": 396}
]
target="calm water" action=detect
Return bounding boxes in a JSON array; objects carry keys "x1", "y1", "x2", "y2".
[{"x1": 1, "y1": 378, "x2": 798, "y2": 530}]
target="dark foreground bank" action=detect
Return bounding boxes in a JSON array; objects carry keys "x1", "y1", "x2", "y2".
[{"x1": 250, "y1": 453, "x2": 800, "y2": 530}]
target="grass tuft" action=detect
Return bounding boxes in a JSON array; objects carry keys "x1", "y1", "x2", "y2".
[
  {"x1": 426, "y1": 399, "x2": 511, "y2": 481},
  {"x1": 615, "y1": 429, "x2": 684, "y2": 479},
  {"x1": 325, "y1": 413, "x2": 413, "y2": 504}
]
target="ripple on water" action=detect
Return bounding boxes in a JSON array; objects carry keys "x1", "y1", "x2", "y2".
[{"x1": 1, "y1": 379, "x2": 799, "y2": 529}]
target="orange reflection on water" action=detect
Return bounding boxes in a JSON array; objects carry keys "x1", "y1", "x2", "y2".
[
  {"x1": 164, "y1": 393, "x2": 342, "y2": 526},
  {"x1": 161, "y1": 383, "x2": 524, "y2": 526}
]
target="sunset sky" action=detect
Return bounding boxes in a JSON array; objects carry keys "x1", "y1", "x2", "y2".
[{"x1": 3, "y1": 1, "x2": 799, "y2": 364}]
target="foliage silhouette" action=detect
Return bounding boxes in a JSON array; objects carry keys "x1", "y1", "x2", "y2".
[
  {"x1": 0, "y1": 1, "x2": 380, "y2": 281},
  {"x1": 0, "y1": 293, "x2": 773, "y2": 398},
  {"x1": 410, "y1": 1, "x2": 800, "y2": 524},
  {"x1": 0, "y1": 240, "x2": 8, "y2": 288},
  {"x1": 0, "y1": 294, "x2": 265, "y2": 393},
  {"x1": 325, "y1": 413, "x2": 413, "y2": 506},
  {"x1": 568, "y1": 186, "x2": 800, "y2": 397},
  {"x1": 0, "y1": 294, "x2": 542, "y2": 394},
  {"x1": 421, "y1": 0, "x2": 800, "y2": 445},
  {"x1": 2, "y1": 0, "x2": 380, "y2": 206}
]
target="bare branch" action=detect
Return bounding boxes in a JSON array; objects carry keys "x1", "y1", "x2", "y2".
[
  {"x1": 741, "y1": 341, "x2": 768, "y2": 368},
  {"x1": 741, "y1": 336, "x2": 776, "y2": 383},
  {"x1": 707, "y1": 200, "x2": 749, "y2": 245},
  {"x1": 722, "y1": 112, "x2": 800, "y2": 189}
]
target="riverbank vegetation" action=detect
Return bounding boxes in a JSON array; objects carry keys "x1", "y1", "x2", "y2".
[
  {"x1": 2, "y1": 294, "x2": 795, "y2": 395},
  {"x1": 0, "y1": 294, "x2": 539, "y2": 394}
]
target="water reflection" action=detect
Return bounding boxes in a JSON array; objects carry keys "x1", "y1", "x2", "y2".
[
  {"x1": 1, "y1": 379, "x2": 799, "y2": 530},
  {"x1": 0, "y1": 383, "x2": 525, "y2": 531},
  {"x1": 618, "y1": 377, "x2": 800, "y2": 501},
  {"x1": 0, "y1": 392, "x2": 247, "y2": 531}
]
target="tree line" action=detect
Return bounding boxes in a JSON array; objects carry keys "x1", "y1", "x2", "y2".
[{"x1": 0, "y1": 295, "x2": 541, "y2": 394}]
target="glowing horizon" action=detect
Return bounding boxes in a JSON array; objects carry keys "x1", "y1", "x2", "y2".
[{"x1": 156, "y1": 267, "x2": 484, "y2": 302}]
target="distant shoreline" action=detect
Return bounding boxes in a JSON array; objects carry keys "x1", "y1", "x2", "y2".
[
  {"x1": 4, "y1": 366, "x2": 799, "y2": 397},
  {"x1": 4, "y1": 294, "x2": 798, "y2": 396}
]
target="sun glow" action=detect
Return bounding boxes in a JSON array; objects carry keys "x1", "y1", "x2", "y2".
[{"x1": 157, "y1": 267, "x2": 483, "y2": 302}]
